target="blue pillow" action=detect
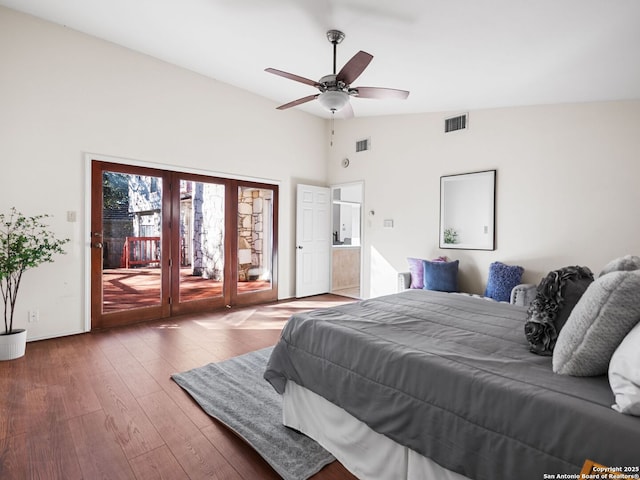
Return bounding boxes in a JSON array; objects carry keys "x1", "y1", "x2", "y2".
[
  {"x1": 407, "y1": 256, "x2": 447, "y2": 289},
  {"x1": 484, "y1": 261, "x2": 524, "y2": 302},
  {"x1": 423, "y1": 259, "x2": 459, "y2": 292}
]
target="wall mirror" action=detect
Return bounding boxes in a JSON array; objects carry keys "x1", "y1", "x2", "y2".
[{"x1": 440, "y1": 170, "x2": 496, "y2": 250}]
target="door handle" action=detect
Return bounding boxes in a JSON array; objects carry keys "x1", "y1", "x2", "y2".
[
  {"x1": 92, "y1": 242, "x2": 103, "y2": 249},
  {"x1": 297, "y1": 246, "x2": 303, "y2": 249}
]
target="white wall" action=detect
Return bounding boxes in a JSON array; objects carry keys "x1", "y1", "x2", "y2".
[
  {"x1": 3, "y1": 6, "x2": 639, "y2": 341},
  {"x1": 0, "y1": 7, "x2": 327, "y2": 340},
  {"x1": 328, "y1": 101, "x2": 640, "y2": 297}
]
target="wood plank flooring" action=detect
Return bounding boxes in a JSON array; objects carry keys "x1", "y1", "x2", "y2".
[{"x1": 0, "y1": 294, "x2": 359, "y2": 480}]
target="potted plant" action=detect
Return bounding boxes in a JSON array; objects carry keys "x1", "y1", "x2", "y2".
[
  {"x1": 443, "y1": 228, "x2": 458, "y2": 244},
  {"x1": 0, "y1": 208, "x2": 69, "y2": 360}
]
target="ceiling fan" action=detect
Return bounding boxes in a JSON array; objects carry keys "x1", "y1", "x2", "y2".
[{"x1": 265, "y1": 30, "x2": 409, "y2": 117}]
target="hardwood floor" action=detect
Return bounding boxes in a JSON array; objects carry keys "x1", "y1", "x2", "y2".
[{"x1": 0, "y1": 295, "x2": 359, "y2": 480}]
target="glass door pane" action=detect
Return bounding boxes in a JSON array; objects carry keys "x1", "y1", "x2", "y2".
[
  {"x1": 101, "y1": 170, "x2": 163, "y2": 313},
  {"x1": 92, "y1": 162, "x2": 278, "y2": 327},
  {"x1": 177, "y1": 178, "x2": 226, "y2": 304},
  {"x1": 237, "y1": 185, "x2": 274, "y2": 294}
]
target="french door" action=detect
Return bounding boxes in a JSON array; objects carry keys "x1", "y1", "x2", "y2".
[{"x1": 90, "y1": 161, "x2": 278, "y2": 329}]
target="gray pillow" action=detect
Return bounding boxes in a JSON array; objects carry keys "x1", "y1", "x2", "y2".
[
  {"x1": 553, "y1": 270, "x2": 640, "y2": 376},
  {"x1": 599, "y1": 255, "x2": 640, "y2": 277}
]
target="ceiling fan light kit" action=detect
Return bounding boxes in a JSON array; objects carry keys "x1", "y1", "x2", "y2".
[
  {"x1": 318, "y1": 90, "x2": 350, "y2": 112},
  {"x1": 266, "y1": 29, "x2": 409, "y2": 116}
]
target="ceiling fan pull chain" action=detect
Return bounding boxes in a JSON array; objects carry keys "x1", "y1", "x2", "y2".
[{"x1": 331, "y1": 114, "x2": 335, "y2": 147}]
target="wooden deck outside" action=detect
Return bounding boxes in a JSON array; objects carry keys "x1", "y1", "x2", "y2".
[{"x1": 102, "y1": 267, "x2": 270, "y2": 312}]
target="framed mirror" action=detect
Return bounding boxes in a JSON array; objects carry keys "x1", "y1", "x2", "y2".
[{"x1": 440, "y1": 170, "x2": 496, "y2": 250}]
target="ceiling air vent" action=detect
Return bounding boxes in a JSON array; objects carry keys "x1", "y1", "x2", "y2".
[
  {"x1": 356, "y1": 138, "x2": 371, "y2": 153},
  {"x1": 445, "y1": 113, "x2": 468, "y2": 133}
]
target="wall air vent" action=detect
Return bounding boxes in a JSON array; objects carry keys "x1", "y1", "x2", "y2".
[
  {"x1": 445, "y1": 113, "x2": 468, "y2": 133},
  {"x1": 356, "y1": 138, "x2": 371, "y2": 152}
]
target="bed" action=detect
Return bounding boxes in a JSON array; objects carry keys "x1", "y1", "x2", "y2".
[{"x1": 264, "y1": 289, "x2": 640, "y2": 480}]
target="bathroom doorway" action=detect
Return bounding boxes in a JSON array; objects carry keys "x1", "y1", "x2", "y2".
[{"x1": 330, "y1": 182, "x2": 363, "y2": 299}]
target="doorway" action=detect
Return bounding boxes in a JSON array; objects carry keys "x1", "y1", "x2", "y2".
[
  {"x1": 90, "y1": 160, "x2": 278, "y2": 329},
  {"x1": 330, "y1": 182, "x2": 363, "y2": 299}
]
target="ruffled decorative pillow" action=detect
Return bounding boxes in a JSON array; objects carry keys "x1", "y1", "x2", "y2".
[{"x1": 524, "y1": 266, "x2": 593, "y2": 356}]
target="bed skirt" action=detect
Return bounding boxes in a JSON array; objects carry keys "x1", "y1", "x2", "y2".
[{"x1": 283, "y1": 381, "x2": 471, "y2": 480}]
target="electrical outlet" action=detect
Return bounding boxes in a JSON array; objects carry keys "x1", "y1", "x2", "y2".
[{"x1": 28, "y1": 310, "x2": 39, "y2": 323}]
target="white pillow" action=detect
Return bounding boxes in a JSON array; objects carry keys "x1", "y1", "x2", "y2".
[{"x1": 609, "y1": 322, "x2": 640, "y2": 415}]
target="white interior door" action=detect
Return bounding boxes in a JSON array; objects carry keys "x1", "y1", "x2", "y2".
[{"x1": 296, "y1": 184, "x2": 330, "y2": 298}]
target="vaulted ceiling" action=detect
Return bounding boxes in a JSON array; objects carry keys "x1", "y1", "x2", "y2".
[{"x1": 2, "y1": 0, "x2": 640, "y2": 118}]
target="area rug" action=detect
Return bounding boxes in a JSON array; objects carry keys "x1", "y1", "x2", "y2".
[{"x1": 171, "y1": 346, "x2": 335, "y2": 480}]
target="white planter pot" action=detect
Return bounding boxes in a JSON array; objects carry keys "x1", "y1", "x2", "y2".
[{"x1": 0, "y1": 329, "x2": 27, "y2": 361}]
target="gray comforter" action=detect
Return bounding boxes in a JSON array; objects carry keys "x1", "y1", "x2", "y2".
[{"x1": 264, "y1": 289, "x2": 640, "y2": 480}]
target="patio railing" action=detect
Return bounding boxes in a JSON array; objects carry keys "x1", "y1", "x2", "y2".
[{"x1": 121, "y1": 236, "x2": 161, "y2": 268}]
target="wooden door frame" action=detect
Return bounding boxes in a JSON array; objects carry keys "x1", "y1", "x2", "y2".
[
  {"x1": 230, "y1": 179, "x2": 279, "y2": 308},
  {"x1": 170, "y1": 176, "x2": 280, "y2": 312},
  {"x1": 90, "y1": 161, "x2": 172, "y2": 329},
  {"x1": 167, "y1": 171, "x2": 231, "y2": 316},
  {"x1": 86, "y1": 155, "x2": 279, "y2": 330}
]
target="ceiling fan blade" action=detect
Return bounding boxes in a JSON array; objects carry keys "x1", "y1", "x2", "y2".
[
  {"x1": 276, "y1": 94, "x2": 319, "y2": 110},
  {"x1": 336, "y1": 51, "x2": 373, "y2": 85},
  {"x1": 265, "y1": 68, "x2": 320, "y2": 88},
  {"x1": 353, "y1": 86, "x2": 410, "y2": 100}
]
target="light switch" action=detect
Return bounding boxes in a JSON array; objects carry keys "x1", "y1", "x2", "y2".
[{"x1": 67, "y1": 211, "x2": 77, "y2": 222}]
